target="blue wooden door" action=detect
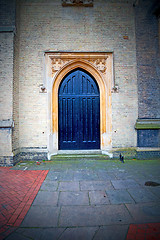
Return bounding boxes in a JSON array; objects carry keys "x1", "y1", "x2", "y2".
[{"x1": 58, "y1": 68, "x2": 100, "y2": 150}]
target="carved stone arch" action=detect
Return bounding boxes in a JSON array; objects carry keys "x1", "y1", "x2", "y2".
[{"x1": 45, "y1": 52, "x2": 113, "y2": 157}]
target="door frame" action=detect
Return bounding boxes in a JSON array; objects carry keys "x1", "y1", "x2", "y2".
[
  {"x1": 58, "y1": 68, "x2": 100, "y2": 150},
  {"x1": 45, "y1": 52, "x2": 113, "y2": 159}
]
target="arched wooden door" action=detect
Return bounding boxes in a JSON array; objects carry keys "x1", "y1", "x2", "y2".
[{"x1": 58, "y1": 68, "x2": 100, "y2": 150}]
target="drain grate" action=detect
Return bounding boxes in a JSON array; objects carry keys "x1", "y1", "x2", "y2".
[{"x1": 145, "y1": 181, "x2": 160, "y2": 187}]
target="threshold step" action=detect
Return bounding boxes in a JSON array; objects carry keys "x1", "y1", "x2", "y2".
[
  {"x1": 58, "y1": 150, "x2": 102, "y2": 155},
  {"x1": 50, "y1": 153, "x2": 112, "y2": 161}
]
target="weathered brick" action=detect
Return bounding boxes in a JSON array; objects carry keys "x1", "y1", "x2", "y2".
[{"x1": 0, "y1": 0, "x2": 159, "y2": 165}]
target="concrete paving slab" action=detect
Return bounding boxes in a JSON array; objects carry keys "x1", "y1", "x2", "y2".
[
  {"x1": 148, "y1": 186, "x2": 160, "y2": 198},
  {"x1": 96, "y1": 170, "x2": 117, "y2": 180},
  {"x1": 5, "y1": 232, "x2": 30, "y2": 240},
  {"x1": 59, "y1": 227, "x2": 98, "y2": 240},
  {"x1": 58, "y1": 181, "x2": 80, "y2": 191},
  {"x1": 46, "y1": 170, "x2": 74, "y2": 181},
  {"x1": 142, "y1": 174, "x2": 160, "y2": 181},
  {"x1": 59, "y1": 205, "x2": 133, "y2": 227},
  {"x1": 80, "y1": 181, "x2": 114, "y2": 191},
  {"x1": 38, "y1": 228, "x2": 65, "y2": 240},
  {"x1": 89, "y1": 191, "x2": 110, "y2": 205},
  {"x1": 106, "y1": 189, "x2": 135, "y2": 204},
  {"x1": 45, "y1": 173, "x2": 59, "y2": 181},
  {"x1": 40, "y1": 180, "x2": 58, "y2": 191},
  {"x1": 114, "y1": 171, "x2": 134, "y2": 180},
  {"x1": 126, "y1": 203, "x2": 160, "y2": 223},
  {"x1": 15, "y1": 228, "x2": 42, "y2": 240},
  {"x1": 111, "y1": 179, "x2": 141, "y2": 189},
  {"x1": 33, "y1": 191, "x2": 59, "y2": 206},
  {"x1": 134, "y1": 178, "x2": 160, "y2": 187},
  {"x1": 73, "y1": 171, "x2": 99, "y2": 181},
  {"x1": 127, "y1": 188, "x2": 160, "y2": 203},
  {"x1": 21, "y1": 206, "x2": 60, "y2": 227},
  {"x1": 45, "y1": 171, "x2": 63, "y2": 181},
  {"x1": 58, "y1": 191, "x2": 89, "y2": 206},
  {"x1": 94, "y1": 225, "x2": 129, "y2": 240},
  {"x1": 59, "y1": 171, "x2": 74, "y2": 181},
  {"x1": 15, "y1": 228, "x2": 65, "y2": 240}
]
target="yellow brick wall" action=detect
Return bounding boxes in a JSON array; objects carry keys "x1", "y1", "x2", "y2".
[
  {"x1": 13, "y1": 0, "x2": 138, "y2": 153},
  {"x1": 0, "y1": 33, "x2": 14, "y2": 120},
  {"x1": 0, "y1": 33, "x2": 14, "y2": 163}
]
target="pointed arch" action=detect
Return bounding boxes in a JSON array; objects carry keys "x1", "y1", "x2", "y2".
[{"x1": 52, "y1": 60, "x2": 107, "y2": 150}]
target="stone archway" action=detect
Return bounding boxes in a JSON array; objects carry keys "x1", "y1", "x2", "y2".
[
  {"x1": 58, "y1": 68, "x2": 100, "y2": 150},
  {"x1": 45, "y1": 53, "x2": 113, "y2": 158}
]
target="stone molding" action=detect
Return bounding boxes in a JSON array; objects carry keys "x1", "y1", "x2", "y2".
[
  {"x1": 50, "y1": 53, "x2": 109, "y2": 76},
  {"x1": 137, "y1": 147, "x2": 160, "y2": 151},
  {"x1": 49, "y1": 53, "x2": 117, "y2": 93},
  {"x1": 135, "y1": 119, "x2": 160, "y2": 129},
  {"x1": 62, "y1": 0, "x2": 93, "y2": 7},
  {"x1": 0, "y1": 120, "x2": 14, "y2": 128},
  {"x1": 0, "y1": 26, "x2": 15, "y2": 32},
  {"x1": 45, "y1": 52, "x2": 113, "y2": 158}
]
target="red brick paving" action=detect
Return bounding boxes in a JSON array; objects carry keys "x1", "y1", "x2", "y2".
[
  {"x1": 0, "y1": 167, "x2": 48, "y2": 240},
  {"x1": 126, "y1": 223, "x2": 160, "y2": 240}
]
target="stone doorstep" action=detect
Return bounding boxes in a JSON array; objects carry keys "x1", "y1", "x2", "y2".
[{"x1": 58, "y1": 150, "x2": 102, "y2": 155}]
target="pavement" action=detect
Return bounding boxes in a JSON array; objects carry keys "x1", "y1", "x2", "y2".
[{"x1": 0, "y1": 157, "x2": 160, "y2": 240}]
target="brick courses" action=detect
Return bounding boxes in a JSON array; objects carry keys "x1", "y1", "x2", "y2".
[
  {"x1": 0, "y1": 0, "x2": 16, "y2": 165},
  {"x1": 17, "y1": 0, "x2": 138, "y2": 152},
  {"x1": 0, "y1": 167, "x2": 48, "y2": 239},
  {"x1": 0, "y1": 0, "x2": 159, "y2": 165},
  {"x1": 135, "y1": 0, "x2": 160, "y2": 119}
]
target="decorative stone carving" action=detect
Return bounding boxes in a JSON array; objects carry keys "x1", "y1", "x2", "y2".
[
  {"x1": 62, "y1": 0, "x2": 93, "y2": 7},
  {"x1": 39, "y1": 84, "x2": 47, "y2": 93},
  {"x1": 52, "y1": 59, "x2": 69, "y2": 74},
  {"x1": 49, "y1": 52, "x2": 119, "y2": 96},
  {"x1": 45, "y1": 52, "x2": 113, "y2": 157},
  {"x1": 88, "y1": 59, "x2": 107, "y2": 73},
  {"x1": 51, "y1": 54, "x2": 108, "y2": 76},
  {"x1": 111, "y1": 85, "x2": 119, "y2": 93}
]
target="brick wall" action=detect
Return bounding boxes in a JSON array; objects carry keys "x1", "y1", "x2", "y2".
[
  {"x1": 0, "y1": 33, "x2": 14, "y2": 120},
  {"x1": 1, "y1": 0, "x2": 159, "y2": 163},
  {"x1": 0, "y1": 0, "x2": 15, "y2": 27},
  {"x1": 0, "y1": 0, "x2": 16, "y2": 165},
  {"x1": 13, "y1": 2, "x2": 20, "y2": 153},
  {"x1": 135, "y1": 0, "x2": 160, "y2": 118},
  {"x1": 17, "y1": 0, "x2": 138, "y2": 152},
  {"x1": 0, "y1": 32, "x2": 14, "y2": 165},
  {"x1": 134, "y1": 0, "x2": 160, "y2": 152}
]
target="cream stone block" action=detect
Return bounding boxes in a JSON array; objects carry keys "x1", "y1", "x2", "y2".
[{"x1": 0, "y1": 129, "x2": 13, "y2": 156}]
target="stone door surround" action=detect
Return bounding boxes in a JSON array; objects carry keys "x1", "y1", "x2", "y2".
[{"x1": 45, "y1": 52, "x2": 113, "y2": 158}]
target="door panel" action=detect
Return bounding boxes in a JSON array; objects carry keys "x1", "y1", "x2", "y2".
[
  {"x1": 58, "y1": 69, "x2": 100, "y2": 150},
  {"x1": 80, "y1": 96, "x2": 100, "y2": 149},
  {"x1": 59, "y1": 97, "x2": 78, "y2": 149}
]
